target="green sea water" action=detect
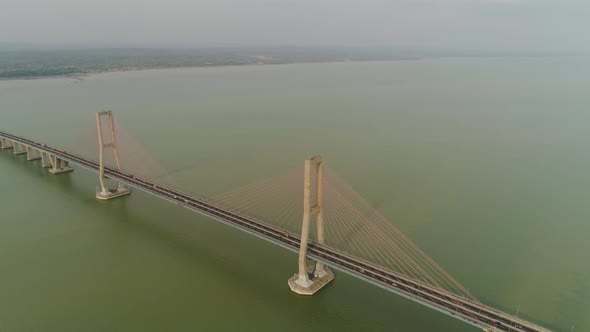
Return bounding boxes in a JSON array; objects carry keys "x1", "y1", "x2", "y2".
[{"x1": 1, "y1": 58, "x2": 589, "y2": 331}]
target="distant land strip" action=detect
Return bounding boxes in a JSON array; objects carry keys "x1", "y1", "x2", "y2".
[{"x1": 0, "y1": 47, "x2": 419, "y2": 79}]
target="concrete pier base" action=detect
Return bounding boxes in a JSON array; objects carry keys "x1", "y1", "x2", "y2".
[
  {"x1": 288, "y1": 267, "x2": 334, "y2": 295},
  {"x1": 49, "y1": 156, "x2": 73, "y2": 175},
  {"x1": 96, "y1": 187, "x2": 131, "y2": 201},
  {"x1": 49, "y1": 167, "x2": 74, "y2": 175}
]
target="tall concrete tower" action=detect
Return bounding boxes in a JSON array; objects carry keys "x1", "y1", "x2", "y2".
[
  {"x1": 288, "y1": 155, "x2": 334, "y2": 295},
  {"x1": 96, "y1": 111, "x2": 130, "y2": 200}
]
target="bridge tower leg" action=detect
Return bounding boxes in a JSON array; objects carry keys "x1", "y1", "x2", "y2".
[
  {"x1": 288, "y1": 155, "x2": 334, "y2": 295},
  {"x1": 95, "y1": 111, "x2": 130, "y2": 201}
]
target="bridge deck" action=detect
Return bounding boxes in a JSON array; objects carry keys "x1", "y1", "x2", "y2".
[{"x1": 0, "y1": 131, "x2": 552, "y2": 332}]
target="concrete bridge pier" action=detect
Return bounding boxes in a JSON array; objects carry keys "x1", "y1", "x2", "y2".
[
  {"x1": 12, "y1": 142, "x2": 27, "y2": 155},
  {"x1": 40, "y1": 152, "x2": 52, "y2": 168},
  {"x1": 0, "y1": 138, "x2": 13, "y2": 149},
  {"x1": 48, "y1": 155, "x2": 73, "y2": 175},
  {"x1": 288, "y1": 155, "x2": 334, "y2": 295},
  {"x1": 26, "y1": 146, "x2": 41, "y2": 161}
]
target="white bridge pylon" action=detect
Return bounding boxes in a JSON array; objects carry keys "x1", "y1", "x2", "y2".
[
  {"x1": 95, "y1": 111, "x2": 130, "y2": 200},
  {"x1": 288, "y1": 155, "x2": 334, "y2": 295}
]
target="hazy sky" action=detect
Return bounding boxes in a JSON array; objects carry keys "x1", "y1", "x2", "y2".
[{"x1": 1, "y1": 0, "x2": 589, "y2": 52}]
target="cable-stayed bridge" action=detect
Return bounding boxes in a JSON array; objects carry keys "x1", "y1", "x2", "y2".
[{"x1": 0, "y1": 112, "x2": 553, "y2": 332}]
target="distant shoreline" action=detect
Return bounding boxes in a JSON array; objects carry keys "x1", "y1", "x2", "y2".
[
  {"x1": 0, "y1": 47, "x2": 426, "y2": 80},
  {"x1": 4, "y1": 52, "x2": 581, "y2": 81},
  {"x1": 4, "y1": 46, "x2": 584, "y2": 81},
  {"x1": 0, "y1": 58, "x2": 422, "y2": 81}
]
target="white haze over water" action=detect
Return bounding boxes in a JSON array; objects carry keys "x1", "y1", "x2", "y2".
[{"x1": 1, "y1": 0, "x2": 589, "y2": 53}]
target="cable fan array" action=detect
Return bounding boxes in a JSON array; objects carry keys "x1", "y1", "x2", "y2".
[
  {"x1": 209, "y1": 165, "x2": 475, "y2": 300},
  {"x1": 66, "y1": 117, "x2": 475, "y2": 301}
]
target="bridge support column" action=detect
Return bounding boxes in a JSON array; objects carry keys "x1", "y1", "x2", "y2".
[
  {"x1": 26, "y1": 146, "x2": 41, "y2": 161},
  {"x1": 288, "y1": 155, "x2": 334, "y2": 295},
  {"x1": 48, "y1": 155, "x2": 73, "y2": 175},
  {"x1": 40, "y1": 152, "x2": 52, "y2": 168},
  {"x1": 95, "y1": 111, "x2": 130, "y2": 201},
  {"x1": 0, "y1": 138, "x2": 13, "y2": 149},
  {"x1": 12, "y1": 142, "x2": 27, "y2": 155}
]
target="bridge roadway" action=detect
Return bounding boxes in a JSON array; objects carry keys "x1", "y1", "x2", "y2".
[{"x1": 0, "y1": 131, "x2": 552, "y2": 332}]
